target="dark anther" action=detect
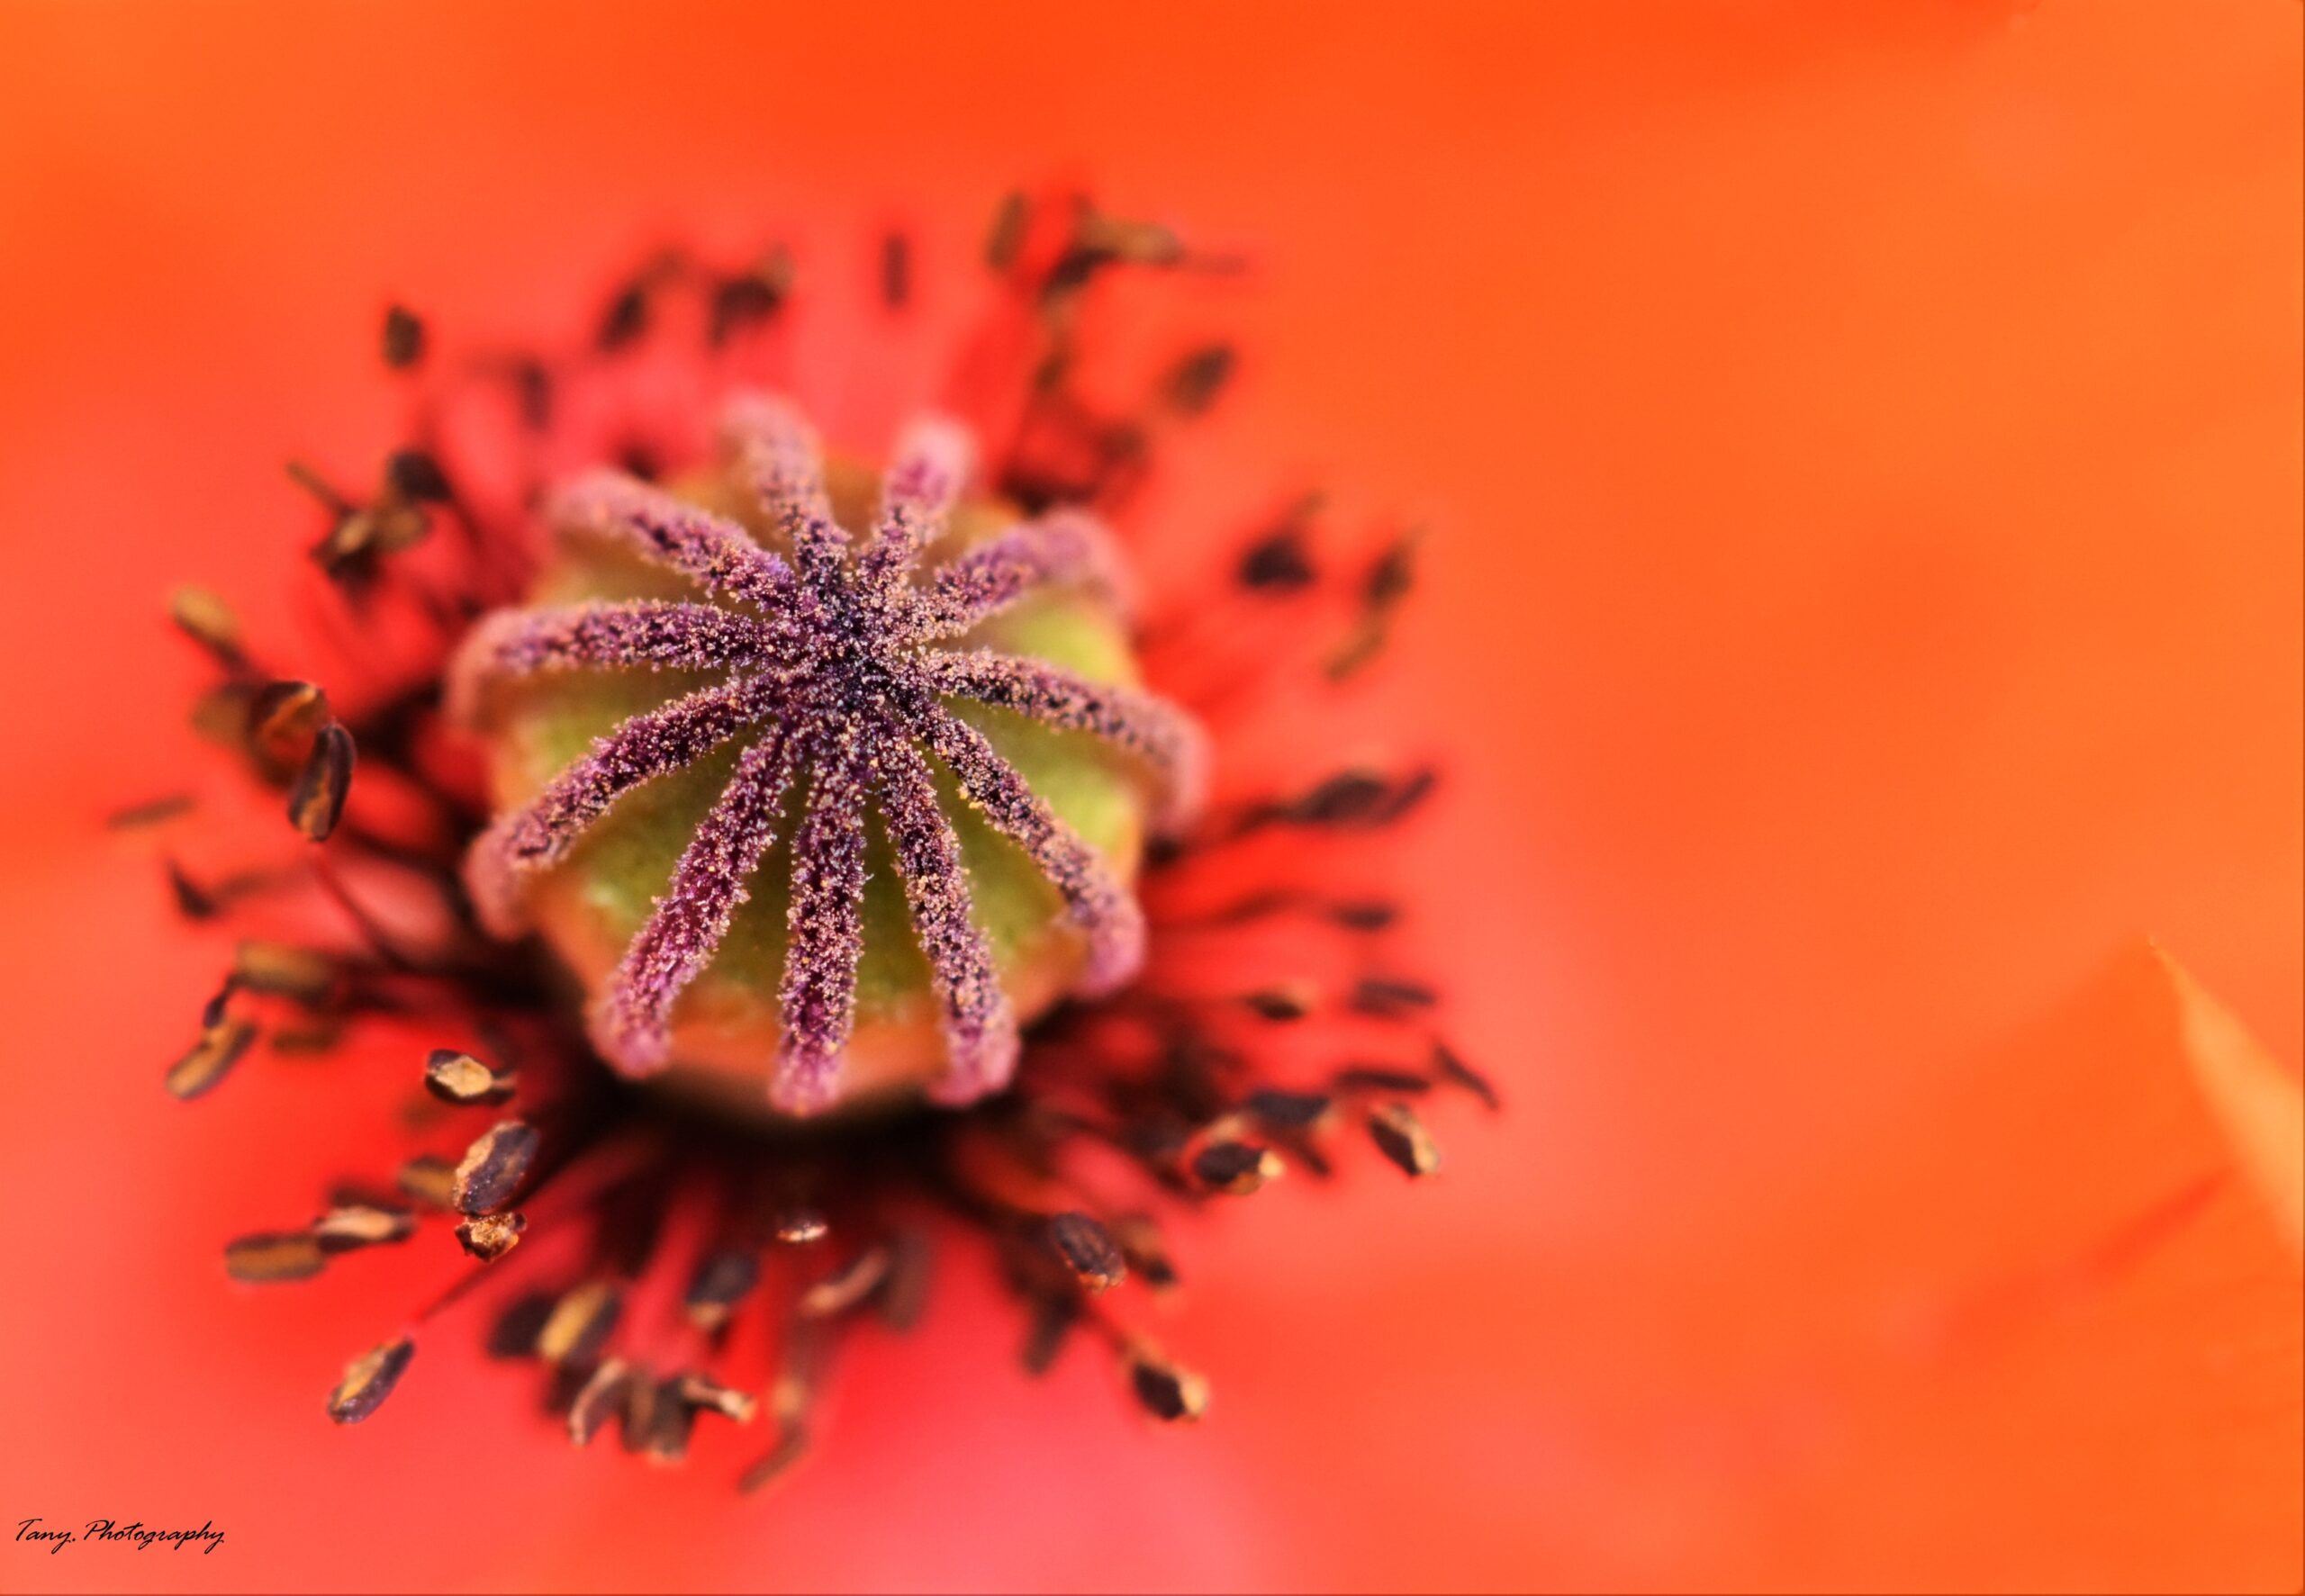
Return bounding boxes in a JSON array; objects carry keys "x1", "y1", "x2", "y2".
[
  {"x1": 1243, "y1": 1087, "x2": 1333, "y2": 1131},
  {"x1": 535, "y1": 1281, "x2": 623, "y2": 1366},
  {"x1": 1105, "y1": 1213, "x2": 1180, "y2": 1291},
  {"x1": 597, "y1": 283, "x2": 651, "y2": 352},
  {"x1": 287, "y1": 723, "x2": 355, "y2": 842},
  {"x1": 683, "y1": 1249, "x2": 761, "y2": 1332},
  {"x1": 312, "y1": 1204, "x2": 416, "y2": 1253},
  {"x1": 1365, "y1": 531, "x2": 1418, "y2": 609},
  {"x1": 105, "y1": 792, "x2": 194, "y2": 831},
  {"x1": 985, "y1": 191, "x2": 1029, "y2": 271},
  {"x1": 1328, "y1": 898, "x2": 1398, "y2": 932},
  {"x1": 231, "y1": 940, "x2": 335, "y2": 1004},
  {"x1": 1075, "y1": 210, "x2": 1184, "y2": 268},
  {"x1": 1242, "y1": 985, "x2": 1315, "y2": 1023},
  {"x1": 1238, "y1": 527, "x2": 1317, "y2": 591},
  {"x1": 616, "y1": 441, "x2": 662, "y2": 482},
  {"x1": 224, "y1": 1231, "x2": 327, "y2": 1284},
  {"x1": 165, "y1": 1015, "x2": 257, "y2": 1100},
  {"x1": 1367, "y1": 1103, "x2": 1442, "y2": 1178},
  {"x1": 455, "y1": 1211, "x2": 527, "y2": 1260},
  {"x1": 248, "y1": 680, "x2": 330, "y2": 769},
  {"x1": 568, "y1": 1358, "x2": 634, "y2": 1446},
  {"x1": 1190, "y1": 1140, "x2": 1281, "y2": 1195},
  {"x1": 708, "y1": 248, "x2": 794, "y2": 348},
  {"x1": 450, "y1": 1120, "x2": 540, "y2": 1214},
  {"x1": 165, "y1": 858, "x2": 219, "y2": 920},
  {"x1": 1127, "y1": 1355, "x2": 1209, "y2": 1422},
  {"x1": 798, "y1": 1247, "x2": 890, "y2": 1319},
  {"x1": 1373, "y1": 765, "x2": 1438, "y2": 823},
  {"x1": 384, "y1": 447, "x2": 453, "y2": 503},
  {"x1": 677, "y1": 1373, "x2": 759, "y2": 1426},
  {"x1": 1350, "y1": 976, "x2": 1439, "y2": 1019},
  {"x1": 423, "y1": 1048, "x2": 516, "y2": 1105},
  {"x1": 875, "y1": 1231, "x2": 934, "y2": 1332},
  {"x1": 1433, "y1": 1042, "x2": 1501, "y2": 1111},
  {"x1": 643, "y1": 1375, "x2": 701, "y2": 1463},
  {"x1": 381, "y1": 304, "x2": 426, "y2": 369},
  {"x1": 1290, "y1": 770, "x2": 1392, "y2": 825},
  {"x1": 1020, "y1": 1294, "x2": 1079, "y2": 1375},
  {"x1": 881, "y1": 230, "x2": 911, "y2": 309},
  {"x1": 1046, "y1": 1212, "x2": 1127, "y2": 1293},
  {"x1": 395, "y1": 1155, "x2": 457, "y2": 1209},
  {"x1": 168, "y1": 585, "x2": 246, "y2": 671},
  {"x1": 1333, "y1": 1065, "x2": 1433, "y2": 1096},
  {"x1": 1163, "y1": 343, "x2": 1236, "y2": 417},
  {"x1": 326, "y1": 1338, "x2": 414, "y2": 1424},
  {"x1": 738, "y1": 1421, "x2": 811, "y2": 1493},
  {"x1": 511, "y1": 358, "x2": 553, "y2": 431},
  {"x1": 484, "y1": 1291, "x2": 556, "y2": 1358}
]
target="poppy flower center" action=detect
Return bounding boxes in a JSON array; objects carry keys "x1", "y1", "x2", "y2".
[{"x1": 450, "y1": 394, "x2": 1203, "y2": 1118}]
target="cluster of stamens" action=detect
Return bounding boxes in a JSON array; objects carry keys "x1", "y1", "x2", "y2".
[{"x1": 143, "y1": 194, "x2": 1485, "y2": 1478}]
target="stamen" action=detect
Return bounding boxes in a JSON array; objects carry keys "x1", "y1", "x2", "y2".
[
  {"x1": 286, "y1": 722, "x2": 356, "y2": 842},
  {"x1": 424, "y1": 1049, "x2": 518, "y2": 1105},
  {"x1": 535, "y1": 1281, "x2": 623, "y2": 1366},
  {"x1": 105, "y1": 791, "x2": 196, "y2": 830},
  {"x1": 381, "y1": 304, "x2": 426, "y2": 369},
  {"x1": 225, "y1": 1231, "x2": 327, "y2": 1284},
  {"x1": 679, "y1": 1373, "x2": 760, "y2": 1424},
  {"x1": 396, "y1": 1156, "x2": 457, "y2": 1209},
  {"x1": 231, "y1": 941, "x2": 337, "y2": 1003},
  {"x1": 682, "y1": 1249, "x2": 760, "y2": 1331},
  {"x1": 1433, "y1": 1041, "x2": 1501, "y2": 1111},
  {"x1": 165, "y1": 1013, "x2": 257, "y2": 1101},
  {"x1": 326, "y1": 1338, "x2": 414, "y2": 1425},
  {"x1": 1333, "y1": 1064, "x2": 1432, "y2": 1096},
  {"x1": 1366, "y1": 1103, "x2": 1442, "y2": 1178},
  {"x1": 168, "y1": 585, "x2": 248, "y2": 671},
  {"x1": 1243, "y1": 1087, "x2": 1333, "y2": 1132},
  {"x1": 455, "y1": 1212, "x2": 527, "y2": 1260},
  {"x1": 1349, "y1": 975, "x2": 1438, "y2": 1019},
  {"x1": 876, "y1": 1230, "x2": 935, "y2": 1330},
  {"x1": 450, "y1": 1119, "x2": 541, "y2": 1214},
  {"x1": 797, "y1": 1246, "x2": 891, "y2": 1318},
  {"x1": 1162, "y1": 342, "x2": 1235, "y2": 417},
  {"x1": 1126, "y1": 1352, "x2": 1210, "y2": 1423},
  {"x1": 1189, "y1": 1141, "x2": 1282, "y2": 1195},
  {"x1": 568, "y1": 1358, "x2": 634, "y2": 1446},
  {"x1": 1046, "y1": 1212, "x2": 1127, "y2": 1294},
  {"x1": 312, "y1": 1204, "x2": 418, "y2": 1252}
]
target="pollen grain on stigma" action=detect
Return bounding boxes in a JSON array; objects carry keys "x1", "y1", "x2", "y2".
[{"x1": 454, "y1": 395, "x2": 1205, "y2": 1114}]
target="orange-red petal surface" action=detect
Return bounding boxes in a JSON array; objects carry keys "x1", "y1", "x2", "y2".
[{"x1": 0, "y1": 2, "x2": 2296, "y2": 1591}]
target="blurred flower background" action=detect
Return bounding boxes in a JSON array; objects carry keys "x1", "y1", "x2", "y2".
[{"x1": 0, "y1": 1, "x2": 2296, "y2": 1591}]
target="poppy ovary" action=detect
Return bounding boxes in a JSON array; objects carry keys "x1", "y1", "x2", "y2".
[{"x1": 450, "y1": 392, "x2": 1205, "y2": 1118}]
